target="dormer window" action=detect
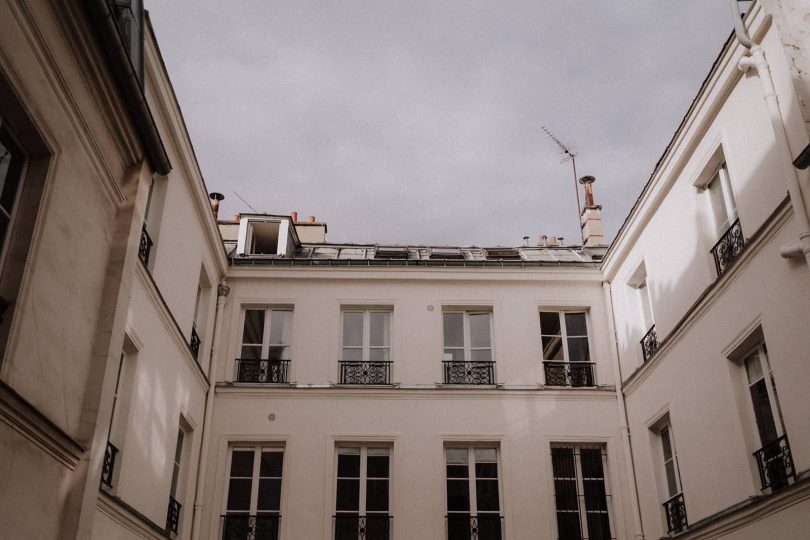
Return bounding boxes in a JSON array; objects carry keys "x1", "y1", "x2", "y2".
[
  {"x1": 249, "y1": 222, "x2": 280, "y2": 254},
  {"x1": 236, "y1": 216, "x2": 297, "y2": 257},
  {"x1": 485, "y1": 248, "x2": 521, "y2": 260},
  {"x1": 430, "y1": 248, "x2": 465, "y2": 260},
  {"x1": 375, "y1": 247, "x2": 408, "y2": 259}
]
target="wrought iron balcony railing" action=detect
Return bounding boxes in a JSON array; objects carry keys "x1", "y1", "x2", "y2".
[
  {"x1": 663, "y1": 492, "x2": 688, "y2": 534},
  {"x1": 235, "y1": 359, "x2": 290, "y2": 384},
  {"x1": 446, "y1": 514, "x2": 503, "y2": 540},
  {"x1": 166, "y1": 495, "x2": 181, "y2": 535},
  {"x1": 339, "y1": 361, "x2": 392, "y2": 385},
  {"x1": 139, "y1": 224, "x2": 153, "y2": 266},
  {"x1": 753, "y1": 434, "x2": 796, "y2": 491},
  {"x1": 640, "y1": 325, "x2": 659, "y2": 363},
  {"x1": 101, "y1": 440, "x2": 119, "y2": 488},
  {"x1": 443, "y1": 361, "x2": 495, "y2": 385},
  {"x1": 543, "y1": 361, "x2": 595, "y2": 387},
  {"x1": 334, "y1": 514, "x2": 391, "y2": 540},
  {"x1": 221, "y1": 514, "x2": 280, "y2": 540},
  {"x1": 189, "y1": 325, "x2": 201, "y2": 361},
  {"x1": 710, "y1": 218, "x2": 745, "y2": 278}
]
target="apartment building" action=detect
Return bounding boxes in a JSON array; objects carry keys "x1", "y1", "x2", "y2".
[{"x1": 1, "y1": 1, "x2": 809, "y2": 540}]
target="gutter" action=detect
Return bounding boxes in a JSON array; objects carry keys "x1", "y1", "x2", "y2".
[{"x1": 85, "y1": 0, "x2": 171, "y2": 175}]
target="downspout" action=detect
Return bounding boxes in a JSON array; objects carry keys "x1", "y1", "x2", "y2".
[
  {"x1": 602, "y1": 282, "x2": 645, "y2": 540},
  {"x1": 728, "y1": 0, "x2": 810, "y2": 269},
  {"x1": 190, "y1": 281, "x2": 230, "y2": 540}
]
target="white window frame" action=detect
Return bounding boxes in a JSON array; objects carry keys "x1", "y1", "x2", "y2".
[
  {"x1": 743, "y1": 342, "x2": 785, "y2": 445},
  {"x1": 223, "y1": 444, "x2": 286, "y2": 517},
  {"x1": 340, "y1": 309, "x2": 392, "y2": 363},
  {"x1": 442, "y1": 310, "x2": 494, "y2": 363},
  {"x1": 444, "y1": 446, "x2": 503, "y2": 519},
  {"x1": 538, "y1": 310, "x2": 591, "y2": 363},
  {"x1": 238, "y1": 307, "x2": 293, "y2": 361},
  {"x1": 334, "y1": 444, "x2": 391, "y2": 517},
  {"x1": 659, "y1": 423, "x2": 683, "y2": 499},
  {"x1": 705, "y1": 162, "x2": 738, "y2": 234}
]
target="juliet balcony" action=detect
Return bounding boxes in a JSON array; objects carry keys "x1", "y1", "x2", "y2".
[
  {"x1": 442, "y1": 361, "x2": 495, "y2": 385},
  {"x1": 543, "y1": 361, "x2": 595, "y2": 387},
  {"x1": 338, "y1": 361, "x2": 392, "y2": 385},
  {"x1": 663, "y1": 492, "x2": 687, "y2": 534},
  {"x1": 640, "y1": 325, "x2": 659, "y2": 363},
  {"x1": 710, "y1": 218, "x2": 745, "y2": 278},
  {"x1": 334, "y1": 514, "x2": 391, "y2": 540},
  {"x1": 221, "y1": 514, "x2": 281, "y2": 540},
  {"x1": 753, "y1": 434, "x2": 796, "y2": 492},
  {"x1": 446, "y1": 515, "x2": 503, "y2": 540},
  {"x1": 234, "y1": 359, "x2": 290, "y2": 384}
]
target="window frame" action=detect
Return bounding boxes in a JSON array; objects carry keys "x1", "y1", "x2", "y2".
[
  {"x1": 237, "y1": 306, "x2": 294, "y2": 363},
  {"x1": 340, "y1": 309, "x2": 393, "y2": 363},
  {"x1": 442, "y1": 310, "x2": 494, "y2": 364},
  {"x1": 659, "y1": 423, "x2": 683, "y2": 499},
  {"x1": 742, "y1": 342, "x2": 785, "y2": 446},
  {"x1": 538, "y1": 310, "x2": 592, "y2": 363},
  {"x1": 223, "y1": 444, "x2": 286, "y2": 518},
  {"x1": 705, "y1": 162, "x2": 738, "y2": 235},
  {"x1": 334, "y1": 444, "x2": 391, "y2": 516},
  {"x1": 444, "y1": 445, "x2": 503, "y2": 538},
  {"x1": 0, "y1": 118, "x2": 28, "y2": 274}
]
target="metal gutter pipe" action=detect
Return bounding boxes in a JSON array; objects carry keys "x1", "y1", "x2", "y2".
[
  {"x1": 603, "y1": 282, "x2": 645, "y2": 540},
  {"x1": 190, "y1": 281, "x2": 230, "y2": 540},
  {"x1": 86, "y1": 0, "x2": 172, "y2": 175},
  {"x1": 728, "y1": 0, "x2": 810, "y2": 269}
]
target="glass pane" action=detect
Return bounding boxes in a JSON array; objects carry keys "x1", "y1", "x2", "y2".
[
  {"x1": 240, "y1": 345, "x2": 262, "y2": 360},
  {"x1": 567, "y1": 338, "x2": 590, "y2": 362},
  {"x1": 226, "y1": 478, "x2": 252, "y2": 511},
  {"x1": 470, "y1": 349, "x2": 492, "y2": 362},
  {"x1": 336, "y1": 479, "x2": 360, "y2": 511},
  {"x1": 242, "y1": 310, "x2": 265, "y2": 344},
  {"x1": 444, "y1": 349, "x2": 465, "y2": 362},
  {"x1": 0, "y1": 129, "x2": 23, "y2": 214},
  {"x1": 368, "y1": 447, "x2": 389, "y2": 456},
  {"x1": 337, "y1": 453, "x2": 360, "y2": 477},
  {"x1": 664, "y1": 460, "x2": 678, "y2": 496},
  {"x1": 708, "y1": 174, "x2": 730, "y2": 232},
  {"x1": 230, "y1": 450, "x2": 255, "y2": 477},
  {"x1": 564, "y1": 312, "x2": 588, "y2": 337},
  {"x1": 342, "y1": 312, "x2": 364, "y2": 347},
  {"x1": 342, "y1": 348, "x2": 363, "y2": 361},
  {"x1": 542, "y1": 335, "x2": 564, "y2": 360},
  {"x1": 469, "y1": 313, "x2": 491, "y2": 348},
  {"x1": 750, "y1": 379, "x2": 779, "y2": 445},
  {"x1": 260, "y1": 451, "x2": 283, "y2": 477},
  {"x1": 745, "y1": 351, "x2": 763, "y2": 383},
  {"x1": 443, "y1": 313, "x2": 464, "y2": 348},
  {"x1": 580, "y1": 448, "x2": 604, "y2": 479},
  {"x1": 554, "y1": 478, "x2": 579, "y2": 511},
  {"x1": 540, "y1": 312, "x2": 562, "y2": 336},
  {"x1": 551, "y1": 447, "x2": 576, "y2": 478},
  {"x1": 477, "y1": 514, "x2": 503, "y2": 540},
  {"x1": 269, "y1": 310, "x2": 292, "y2": 344},
  {"x1": 661, "y1": 428, "x2": 673, "y2": 461},
  {"x1": 447, "y1": 514, "x2": 472, "y2": 540},
  {"x1": 365, "y1": 479, "x2": 389, "y2": 511},
  {"x1": 475, "y1": 448, "x2": 497, "y2": 463},
  {"x1": 583, "y1": 479, "x2": 607, "y2": 511},
  {"x1": 446, "y1": 448, "x2": 468, "y2": 465},
  {"x1": 556, "y1": 512, "x2": 582, "y2": 540},
  {"x1": 446, "y1": 464, "x2": 469, "y2": 478},
  {"x1": 368, "y1": 348, "x2": 390, "y2": 362},
  {"x1": 586, "y1": 512, "x2": 612, "y2": 540},
  {"x1": 257, "y1": 478, "x2": 281, "y2": 511},
  {"x1": 267, "y1": 345, "x2": 290, "y2": 361},
  {"x1": 446, "y1": 479, "x2": 470, "y2": 511},
  {"x1": 369, "y1": 312, "x2": 390, "y2": 347},
  {"x1": 475, "y1": 462, "x2": 498, "y2": 479},
  {"x1": 367, "y1": 455, "x2": 389, "y2": 478},
  {"x1": 475, "y1": 479, "x2": 500, "y2": 511}
]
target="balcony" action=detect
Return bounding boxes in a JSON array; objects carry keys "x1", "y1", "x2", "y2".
[
  {"x1": 446, "y1": 515, "x2": 503, "y2": 540},
  {"x1": 753, "y1": 434, "x2": 796, "y2": 491},
  {"x1": 139, "y1": 224, "x2": 153, "y2": 266},
  {"x1": 663, "y1": 492, "x2": 687, "y2": 534},
  {"x1": 543, "y1": 361, "x2": 595, "y2": 387},
  {"x1": 640, "y1": 325, "x2": 659, "y2": 363},
  {"x1": 221, "y1": 514, "x2": 280, "y2": 540},
  {"x1": 235, "y1": 359, "x2": 290, "y2": 384},
  {"x1": 189, "y1": 324, "x2": 201, "y2": 361},
  {"x1": 443, "y1": 361, "x2": 495, "y2": 385},
  {"x1": 100, "y1": 441, "x2": 119, "y2": 489},
  {"x1": 334, "y1": 514, "x2": 391, "y2": 540},
  {"x1": 166, "y1": 495, "x2": 181, "y2": 535},
  {"x1": 710, "y1": 218, "x2": 745, "y2": 278},
  {"x1": 339, "y1": 361, "x2": 392, "y2": 385}
]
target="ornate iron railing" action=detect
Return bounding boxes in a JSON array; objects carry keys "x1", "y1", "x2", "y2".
[
  {"x1": 235, "y1": 359, "x2": 290, "y2": 384},
  {"x1": 101, "y1": 440, "x2": 119, "y2": 488},
  {"x1": 446, "y1": 515, "x2": 503, "y2": 540},
  {"x1": 189, "y1": 325, "x2": 201, "y2": 361},
  {"x1": 663, "y1": 492, "x2": 688, "y2": 534},
  {"x1": 333, "y1": 514, "x2": 391, "y2": 540},
  {"x1": 640, "y1": 325, "x2": 659, "y2": 363},
  {"x1": 139, "y1": 224, "x2": 153, "y2": 266},
  {"x1": 443, "y1": 361, "x2": 495, "y2": 385},
  {"x1": 753, "y1": 434, "x2": 796, "y2": 491},
  {"x1": 543, "y1": 361, "x2": 595, "y2": 387},
  {"x1": 339, "y1": 361, "x2": 392, "y2": 385},
  {"x1": 710, "y1": 219, "x2": 745, "y2": 278},
  {"x1": 166, "y1": 495, "x2": 181, "y2": 535},
  {"x1": 221, "y1": 514, "x2": 280, "y2": 540}
]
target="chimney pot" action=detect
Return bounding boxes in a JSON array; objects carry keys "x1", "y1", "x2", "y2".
[
  {"x1": 308, "y1": 216, "x2": 316, "y2": 223},
  {"x1": 231, "y1": 214, "x2": 240, "y2": 222},
  {"x1": 539, "y1": 235, "x2": 548, "y2": 247},
  {"x1": 291, "y1": 211, "x2": 298, "y2": 222},
  {"x1": 548, "y1": 235, "x2": 558, "y2": 247},
  {"x1": 208, "y1": 192, "x2": 224, "y2": 218}
]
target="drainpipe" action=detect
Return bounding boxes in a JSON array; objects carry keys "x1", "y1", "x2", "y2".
[
  {"x1": 603, "y1": 283, "x2": 645, "y2": 540},
  {"x1": 190, "y1": 281, "x2": 230, "y2": 540},
  {"x1": 728, "y1": 0, "x2": 810, "y2": 270}
]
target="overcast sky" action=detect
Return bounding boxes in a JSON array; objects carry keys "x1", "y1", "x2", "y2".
[{"x1": 147, "y1": 1, "x2": 736, "y2": 246}]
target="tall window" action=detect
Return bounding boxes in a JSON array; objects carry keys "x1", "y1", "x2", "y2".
[
  {"x1": 236, "y1": 308, "x2": 292, "y2": 383},
  {"x1": 340, "y1": 310, "x2": 392, "y2": 384},
  {"x1": 0, "y1": 119, "x2": 25, "y2": 268},
  {"x1": 706, "y1": 163, "x2": 737, "y2": 234},
  {"x1": 540, "y1": 311, "x2": 593, "y2": 387},
  {"x1": 167, "y1": 425, "x2": 189, "y2": 535},
  {"x1": 101, "y1": 348, "x2": 137, "y2": 490},
  {"x1": 659, "y1": 424, "x2": 687, "y2": 534},
  {"x1": 335, "y1": 446, "x2": 390, "y2": 540},
  {"x1": 445, "y1": 447, "x2": 502, "y2": 540},
  {"x1": 223, "y1": 446, "x2": 284, "y2": 540},
  {"x1": 551, "y1": 445, "x2": 613, "y2": 540},
  {"x1": 442, "y1": 311, "x2": 494, "y2": 384}
]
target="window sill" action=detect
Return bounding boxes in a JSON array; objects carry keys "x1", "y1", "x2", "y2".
[{"x1": 436, "y1": 383, "x2": 501, "y2": 389}]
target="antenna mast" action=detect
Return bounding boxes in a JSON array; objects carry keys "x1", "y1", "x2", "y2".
[{"x1": 541, "y1": 126, "x2": 583, "y2": 243}]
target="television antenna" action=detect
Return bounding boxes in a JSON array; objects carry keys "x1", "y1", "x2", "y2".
[
  {"x1": 541, "y1": 126, "x2": 583, "y2": 243},
  {"x1": 232, "y1": 190, "x2": 258, "y2": 213}
]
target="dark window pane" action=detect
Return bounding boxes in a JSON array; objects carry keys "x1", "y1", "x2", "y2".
[
  {"x1": 335, "y1": 515, "x2": 359, "y2": 540},
  {"x1": 477, "y1": 515, "x2": 503, "y2": 540},
  {"x1": 0, "y1": 129, "x2": 24, "y2": 214},
  {"x1": 336, "y1": 479, "x2": 359, "y2": 511},
  {"x1": 443, "y1": 313, "x2": 464, "y2": 348},
  {"x1": 257, "y1": 478, "x2": 281, "y2": 511},
  {"x1": 240, "y1": 345, "x2": 262, "y2": 360},
  {"x1": 580, "y1": 448, "x2": 604, "y2": 478},
  {"x1": 551, "y1": 447, "x2": 576, "y2": 478},
  {"x1": 750, "y1": 379, "x2": 779, "y2": 445},
  {"x1": 661, "y1": 428, "x2": 673, "y2": 461},
  {"x1": 447, "y1": 514, "x2": 472, "y2": 540},
  {"x1": 475, "y1": 479, "x2": 500, "y2": 511},
  {"x1": 242, "y1": 310, "x2": 265, "y2": 344},
  {"x1": 586, "y1": 512, "x2": 612, "y2": 540},
  {"x1": 556, "y1": 512, "x2": 583, "y2": 540},
  {"x1": 542, "y1": 335, "x2": 564, "y2": 360},
  {"x1": 540, "y1": 312, "x2": 561, "y2": 336},
  {"x1": 261, "y1": 451, "x2": 283, "y2": 477},
  {"x1": 554, "y1": 479, "x2": 579, "y2": 511},
  {"x1": 337, "y1": 453, "x2": 360, "y2": 477},
  {"x1": 226, "y1": 478, "x2": 252, "y2": 511},
  {"x1": 567, "y1": 337, "x2": 590, "y2": 362},
  {"x1": 230, "y1": 450, "x2": 255, "y2": 477},
  {"x1": 565, "y1": 312, "x2": 588, "y2": 336},
  {"x1": 583, "y1": 479, "x2": 607, "y2": 511},
  {"x1": 366, "y1": 479, "x2": 389, "y2": 511},
  {"x1": 446, "y1": 464, "x2": 469, "y2": 478},
  {"x1": 367, "y1": 455, "x2": 389, "y2": 478},
  {"x1": 269, "y1": 310, "x2": 292, "y2": 345},
  {"x1": 475, "y1": 462, "x2": 498, "y2": 479},
  {"x1": 446, "y1": 479, "x2": 470, "y2": 511},
  {"x1": 253, "y1": 514, "x2": 281, "y2": 540},
  {"x1": 365, "y1": 515, "x2": 390, "y2": 540}
]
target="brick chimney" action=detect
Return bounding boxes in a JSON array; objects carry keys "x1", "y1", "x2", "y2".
[{"x1": 578, "y1": 176, "x2": 605, "y2": 246}]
